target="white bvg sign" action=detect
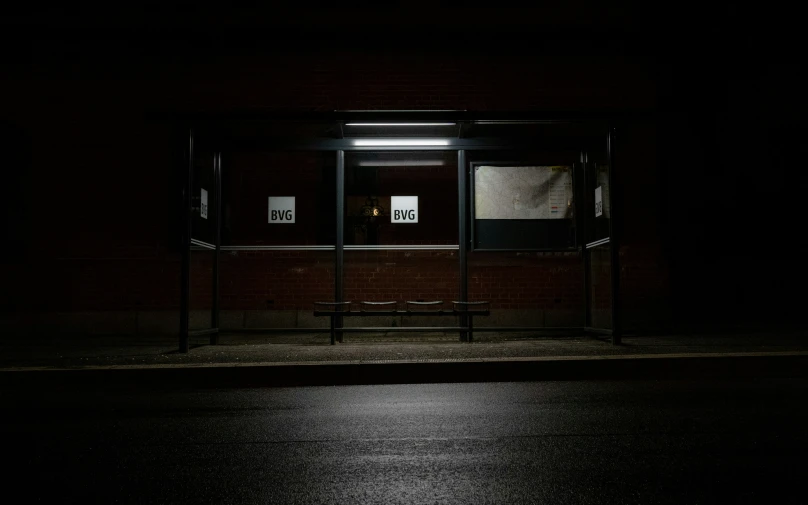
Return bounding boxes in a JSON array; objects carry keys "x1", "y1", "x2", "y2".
[
  {"x1": 595, "y1": 186, "x2": 603, "y2": 217},
  {"x1": 200, "y1": 189, "x2": 208, "y2": 219},
  {"x1": 268, "y1": 196, "x2": 295, "y2": 223},
  {"x1": 391, "y1": 196, "x2": 418, "y2": 223}
]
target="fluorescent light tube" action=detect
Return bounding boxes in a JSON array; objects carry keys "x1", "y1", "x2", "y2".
[
  {"x1": 356, "y1": 160, "x2": 447, "y2": 167},
  {"x1": 352, "y1": 139, "x2": 451, "y2": 146},
  {"x1": 345, "y1": 123, "x2": 456, "y2": 126}
]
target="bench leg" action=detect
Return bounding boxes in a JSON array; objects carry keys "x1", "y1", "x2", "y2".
[
  {"x1": 459, "y1": 314, "x2": 466, "y2": 342},
  {"x1": 330, "y1": 315, "x2": 335, "y2": 345},
  {"x1": 468, "y1": 315, "x2": 474, "y2": 343}
]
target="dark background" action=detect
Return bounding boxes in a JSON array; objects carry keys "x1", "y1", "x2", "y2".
[{"x1": 0, "y1": 3, "x2": 804, "y2": 328}]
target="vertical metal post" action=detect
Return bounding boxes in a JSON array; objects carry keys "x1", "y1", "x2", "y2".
[
  {"x1": 458, "y1": 150, "x2": 468, "y2": 342},
  {"x1": 581, "y1": 152, "x2": 591, "y2": 330},
  {"x1": 179, "y1": 128, "x2": 193, "y2": 353},
  {"x1": 608, "y1": 127, "x2": 621, "y2": 345},
  {"x1": 335, "y1": 150, "x2": 345, "y2": 344},
  {"x1": 211, "y1": 151, "x2": 221, "y2": 345},
  {"x1": 468, "y1": 161, "x2": 475, "y2": 252}
]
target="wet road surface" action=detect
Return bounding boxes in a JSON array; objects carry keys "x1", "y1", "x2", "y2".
[{"x1": 4, "y1": 379, "x2": 808, "y2": 503}]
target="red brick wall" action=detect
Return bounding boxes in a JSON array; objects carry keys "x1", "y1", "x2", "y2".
[
  {"x1": 220, "y1": 251, "x2": 334, "y2": 311},
  {"x1": 193, "y1": 249, "x2": 586, "y2": 315},
  {"x1": 17, "y1": 246, "x2": 182, "y2": 312},
  {"x1": 0, "y1": 45, "x2": 670, "y2": 331},
  {"x1": 469, "y1": 252, "x2": 583, "y2": 310},
  {"x1": 190, "y1": 249, "x2": 589, "y2": 316},
  {"x1": 344, "y1": 251, "x2": 459, "y2": 305},
  {"x1": 588, "y1": 246, "x2": 613, "y2": 328}
]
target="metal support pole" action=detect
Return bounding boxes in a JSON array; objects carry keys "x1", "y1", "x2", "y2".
[
  {"x1": 179, "y1": 128, "x2": 193, "y2": 353},
  {"x1": 584, "y1": 248, "x2": 592, "y2": 329},
  {"x1": 458, "y1": 150, "x2": 468, "y2": 342},
  {"x1": 335, "y1": 151, "x2": 344, "y2": 344},
  {"x1": 211, "y1": 151, "x2": 221, "y2": 345},
  {"x1": 608, "y1": 127, "x2": 621, "y2": 345},
  {"x1": 581, "y1": 153, "x2": 592, "y2": 329}
]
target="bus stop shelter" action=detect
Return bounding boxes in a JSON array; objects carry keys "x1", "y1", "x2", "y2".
[{"x1": 179, "y1": 111, "x2": 620, "y2": 353}]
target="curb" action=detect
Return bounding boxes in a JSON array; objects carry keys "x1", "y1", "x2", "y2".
[{"x1": 1, "y1": 352, "x2": 807, "y2": 389}]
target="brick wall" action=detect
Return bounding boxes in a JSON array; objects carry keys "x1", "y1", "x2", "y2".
[
  {"x1": 220, "y1": 251, "x2": 334, "y2": 311},
  {"x1": 344, "y1": 250, "x2": 459, "y2": 305},
  {"x1": 469, "y1": 252, "x2": 582, "y2": 310},
  {"x1": 469, "y1": 251, "x2": 583, "y2": 327},
  {"x1": 0, "y1": 40, "x2": 672, "y2": 334},
  {"x1": 188, "y1": 248, "x2": 588, "y2": 328}
]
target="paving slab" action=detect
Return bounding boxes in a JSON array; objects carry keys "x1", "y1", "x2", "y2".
[{"x1": 0, "y1": 330, "x2": 805, "y2": 372}]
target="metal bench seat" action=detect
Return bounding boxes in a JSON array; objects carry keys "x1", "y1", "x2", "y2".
[
  {"x1": 314, "y1": 300, "x2": 490, "y2": 344},
  {"x1": 360, "y1": 301, "x2": 399, "y2": 311},
  {"x1": 405, "y1": 300, "x2": 444, "y2": 311}
]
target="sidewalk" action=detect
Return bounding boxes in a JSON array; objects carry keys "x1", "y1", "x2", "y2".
[{"x1": 1, "y1": 329, "x2": 806, "y2": 386}]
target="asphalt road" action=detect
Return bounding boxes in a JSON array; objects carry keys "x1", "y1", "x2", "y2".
[{"x1": 3, "y1": 380, "x2": 808, "y2": 504}]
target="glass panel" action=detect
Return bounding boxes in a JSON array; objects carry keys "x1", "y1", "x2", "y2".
[
  {"x1": 342, "y1": 124, "x2": 459, "y2": 139},
  {"x1": 588, "y1": 243, "x2": 613, "y2": 329},
  {"x1": 468, "y1": 251, "x2": 584, "y2": 332},
  {"x1": 343, "y1": 151, "x2": 458, "y2": 335},
  {"x1": 218, "y1": 150, "x2": 336, "y2": 329},
  {"x1": 190, "y1": 148, "x2": 216, "y2": 336},
  {"x1": 189, "y1": 249, "x2": 214, "y2": 335},
  {"x1": 220, "y1": 250, "x2": 334, "y2": 324},
  {"x1": 585, "y1": 143, "x2": 611, "y2": 244},
  {"x1": 344, "y1": 151, "x2": 458, "y2": 246},
  {"x1": 224, "y1": 151, "x2": 336, "y2": 246},
  {"x1": 468, "y1": 150, "x2": 579, "y2": 250},
  {"x1": 465, "y1": 149, "x2": 583, "y2": 335},
  {"x1": 191, "y1": 148, "x2": 216, "y2": 245},
  {"x1": 463, "y1": 122, "x2": 607, "y2": 148}
]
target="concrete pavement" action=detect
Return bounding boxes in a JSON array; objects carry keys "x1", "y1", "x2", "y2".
[{"x1": 1, "y1": 330, "x2": 807, "y2": 387}]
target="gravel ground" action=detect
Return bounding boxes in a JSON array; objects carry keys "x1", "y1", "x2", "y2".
[{"x1": 1, "y1": 330, "x2": 806, "y2": 369}]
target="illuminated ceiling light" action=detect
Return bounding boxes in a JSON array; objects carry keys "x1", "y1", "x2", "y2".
[
  {"x1": 337, "y1": 109, "x2": 462, "y2": 112},
  {"x1": 352, "y1": 139, "x2": 451, "y2": 146},
  {"x1": 345, "y1": 123, "x2": 456, "y2": 126},
  {"x1": 357, "y1": 160, "x2": 446, "y2": 167}
]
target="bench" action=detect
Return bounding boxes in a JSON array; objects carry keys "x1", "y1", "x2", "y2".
[{"x1": 313, "y1": 300, "x2": 490, "y2": 344}]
